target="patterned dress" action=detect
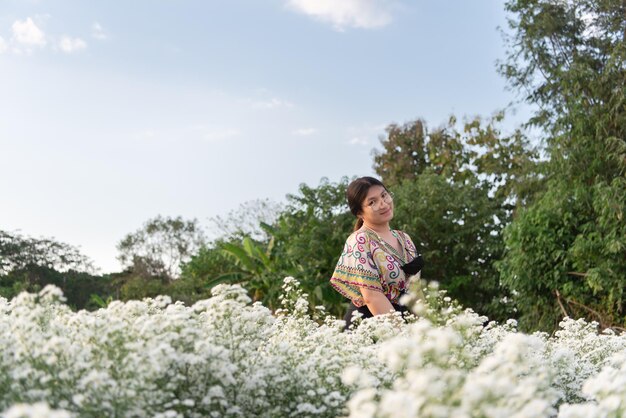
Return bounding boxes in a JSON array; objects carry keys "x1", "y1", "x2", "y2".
[{"x1": 330, "y1": 227, "x2": 418, "y2": 308}]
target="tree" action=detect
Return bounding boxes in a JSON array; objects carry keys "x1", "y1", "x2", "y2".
[
  {"x1": 0, "y1": 230, "x2": 94, "y2": 275},
  {"x1": 370, "y1": 115, "x2": 539, "y2": 320},
  {"x1": 463, "y1": 113, "x2": 544, "y2": 211},
  {"x1": 391, "y1": 173, "x2": 515, "y2": 321},
  {"x1": 497, "y1": 0, "x2": 626, "y2": 331},
  {"x1": 270, "y1": 178, "x2": 354, "y2": 316},
  {"x1": 373, "y1": 115, "x2": 541, "y2": 206},
  {"x1": 180, "y1": 179, "x2": 353, "y2": 315},
  {"x1": 0, "y1": 230, "x2": 100, "y2": 304},
  {"x1": 0, "y1": 230, "x2": 114, "y2": 309},
  {"x1": 208, "y1": 199, "x2": 283, "y2": 242},
  {"x1": 218, "y1": 231, "x2": 281, "y2": 307},
  {"x1": 181, "y1": 235, "x2": 280, "y2": 308},
  {"x1": 373, "y1": 120, "x2": 430, "y2": 186},
  {"x1": 372, "y1": 117, "x2": 476, "y2": 186},
  {"x1": 117, "y1": 216, "x2": 206, "y2": 281},
  {"x1": 180, "y1": 243, "x2": 235, "y2": 285}
]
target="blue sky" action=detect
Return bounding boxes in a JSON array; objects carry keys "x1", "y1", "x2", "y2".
[{"x1": 0, "y1": 0, "x2": 532, "y2": 273}]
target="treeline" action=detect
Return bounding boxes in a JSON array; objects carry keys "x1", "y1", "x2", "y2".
[{"x1": 1, "y1": 0, "x2": 624, "y2": 332}]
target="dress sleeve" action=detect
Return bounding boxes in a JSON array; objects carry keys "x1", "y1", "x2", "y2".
[{"x1": 330, "y1": 231, "x2": 383, "y2": 307}]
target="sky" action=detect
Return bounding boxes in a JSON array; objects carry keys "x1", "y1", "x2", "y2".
[{"x1": 0, "y1": 0, "x2": 533, "y2": 273}]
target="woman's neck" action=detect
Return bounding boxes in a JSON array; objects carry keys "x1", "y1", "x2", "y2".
[{"x1": 362, "y1": 222, "x2": 391, "y2": 235}]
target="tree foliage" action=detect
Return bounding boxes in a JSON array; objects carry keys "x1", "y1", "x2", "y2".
[
  {"x1": 181, "y1": 178, "x2": 353, "y2": 316},
  {"x1": 497, "y1": 0, "x2": 626, "y2": 330},
  {"x1": 218, "y1": 230, "x2": 281, "y2": 306},
  {"x1": 208, "y1": 199, "x2": 283, "y2": 242},
  {"x1": 0, "y1": 229, "x2": 111, "y2": 310},
  {"x1": 0, "y1": 230, "x2": 94, "y2": 275},
  {"x1": 270, "y1": 178, "x2": 354, "y2": 316},
  {"x1": 373, "y1": 120, "x2": 431, "y2": 185},
  {"x1": 392, "y1": 173, "x2": 514, "y2": 321},
  {"x1": 373, "y1": 118, "x2": 473, "y2": 185},
  {"x1": 374, "y1": 115, "x2": 541, "y2": 206},
  {"x1": 371, "y1": 115, "x2": 539, "y2": 321},
  {"x1": 117, "y1": 216, "x2": 206, "y2": 281}
]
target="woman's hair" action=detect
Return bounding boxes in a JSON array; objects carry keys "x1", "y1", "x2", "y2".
[{"x1": 346, "y1": 176, "x2": 388, "y2": 231}]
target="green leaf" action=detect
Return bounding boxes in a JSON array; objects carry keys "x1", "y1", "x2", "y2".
[{"x1": 220, "y1": 243, "x2": 257, "y2": 272}]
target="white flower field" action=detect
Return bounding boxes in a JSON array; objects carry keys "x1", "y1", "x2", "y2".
[{"x1": 2, "y1": 278, "x2": 626, "y2": 418}]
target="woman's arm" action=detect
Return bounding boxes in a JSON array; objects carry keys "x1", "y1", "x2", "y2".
[{"x1": 360, "y1": 287, "x2": 394, "y2": 315}]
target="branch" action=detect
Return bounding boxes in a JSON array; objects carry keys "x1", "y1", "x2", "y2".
[
  {"x1": 554, "y1": 289, "x2": 569, "y2": 318},
  {"x1": 556, "y1": 289, "x2": 624, "y2": 332},
  {"x1": 563, "y1": 296, "x2": 611, "y2": 330}
]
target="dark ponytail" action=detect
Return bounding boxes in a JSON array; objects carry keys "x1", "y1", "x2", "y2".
[{"x1": 346, "y1": 176, "x2": 387, "y2": 231}]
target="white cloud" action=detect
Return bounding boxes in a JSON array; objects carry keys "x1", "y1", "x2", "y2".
[
  {"x1": 250, "y1": 97, "x2": 294, "y2": 109},
  {"x1": 12, "y1": 17, "x2": 46, "y2": 46},
  {"x1": 286, "y1": 0, "x2": 396, "y2": 30},
  {"x1": 92, "y1": 22, "x2": 107, "y2": 40},
  {"x1": 135, "y1": 130, "x2": 158, "y2": 140},
  {"x1": 202, "y1": 128, "x2": 241, "y2": 142},
  {"x1": 245, "y1": 88, "x2": 295, "y2": 110},
  {"x1": 135, "y1": 126, "x2": 241, "y2": 143},
  {"x1": 346, "y1": 122, "x2": 386, "y2": 146},
  {"x1": 292, "y1": 128, "x2": 317, "y2": 136},
  {"x1": 349, "y1": 137, "x2": 369, "y2": 146},
  {"x1": 187, "y1": 125, "x2": 241, "y2": 142},
  {"x1": 0, "y1": 37, "x2": 7, "y2": 54},
  {"x1": 59, "y1": 36, "x2": 87, "y2": 53}
]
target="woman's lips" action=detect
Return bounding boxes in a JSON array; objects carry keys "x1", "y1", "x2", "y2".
[{"x1": 379, "y1": 208, "x2": 391, "y2": 216}]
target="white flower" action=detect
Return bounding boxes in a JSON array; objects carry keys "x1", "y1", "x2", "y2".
[
  {"x1": 342, "y1": 365, "x2": 363, "y2": 386},
  {"x1": 4, "y1": 280, "x2": 626, "y2": 417},
  {"x1": 1, "y1": 402, "x2": 73, "y2": 418}
]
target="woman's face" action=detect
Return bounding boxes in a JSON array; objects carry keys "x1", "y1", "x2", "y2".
[{"x1": 359, "y1": 185, "x2": 394, "y2": 226}]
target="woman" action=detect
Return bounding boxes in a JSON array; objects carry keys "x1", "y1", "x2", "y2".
[{"x1": 330, "y1": 176, "x2": 424, "y2": 329}]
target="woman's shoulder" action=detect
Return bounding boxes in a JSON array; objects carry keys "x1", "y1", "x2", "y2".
[
  {"x1": 345, "y1": 228, "x2": 377, "y2": 245},
  {"x1": 346, "y1": 229, "x2": 368, "y2": 242}
]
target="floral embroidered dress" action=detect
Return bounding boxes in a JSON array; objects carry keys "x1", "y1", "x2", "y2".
[{"x1": 330, "y1": 228, "x2": 418, "y2": 307}]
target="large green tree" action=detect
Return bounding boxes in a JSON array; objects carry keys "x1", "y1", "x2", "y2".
[
  {"x1": 372, "y1": 116, "x2": 539, "y2": 321},
  {"x1": 373, "y1": 115, "x2": 540, "y2": 208},
  {"x1": 373, "y1": 118, "x2": 468, "y2": 186},
  {"x1": 392, "y1": 173, "x2": 514, "y2": 321},
  {"x1": 497, "y1": 0, "x2": 626, "y2": 330}
]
